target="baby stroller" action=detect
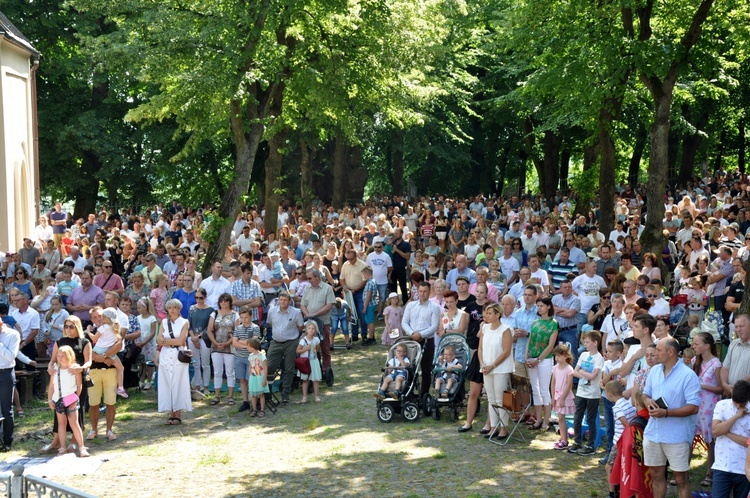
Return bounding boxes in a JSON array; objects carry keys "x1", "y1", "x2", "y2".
[
  {"x1": 375, "y1": 339, "x2": 423, "y2": 423},
  {"x1": 422, "y1": 333, "x2": 470, "y2": 422}
]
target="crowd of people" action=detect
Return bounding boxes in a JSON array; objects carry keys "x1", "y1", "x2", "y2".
[{"x1": 1, "y1": 170, "x2": 750, "y2": 495}]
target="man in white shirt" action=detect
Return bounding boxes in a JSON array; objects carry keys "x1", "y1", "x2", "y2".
[
  {"x1": 520, "y1": 225, "x2": 539, "y2": 254},
  {"x1": 180, "y1": 230, "x2": 200, "y2": 255},
  {"x1": 571, "y1": 261, "x2": 607, "y2": 331},
  {"x1": 645, "y1": 284, "x2": 670, "y2": 318},
  {"x1": 200, "y1": 261, "x2": 232, "y2": 308},
  {"x1": 527, "y1": 254, "x2": 550, "y2": 296},
  {"x1": 34, "y1": 217, "x2": 54, "y2": 249},
  {"x1": 499, "y1": 242, "x2": 520, "y2": 286},
  {"x1": 365, "y1": 242, "x2": 392, "y2": 315},
  {"x1": 0, "y1": 322, "x2": 20, "y2": 449},
  {"x1": 236, "y1": 226, "x2": 255, "y2": 253}
]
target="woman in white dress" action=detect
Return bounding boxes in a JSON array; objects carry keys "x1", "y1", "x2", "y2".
[
  {"x1": 156, "y1": 299, "x2": 192, "y2": 424},
  {"x1": 479, "y1": 302, "x2": 514, "y2": 440}
]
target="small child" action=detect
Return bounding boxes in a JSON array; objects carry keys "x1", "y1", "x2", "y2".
[
  {"x1": 296, "y1": 321, "x2": 322, "y2": 403},
  {"x1": 682, "y1": 347, "x2": 696, "y2": 366},
  {"x1": 382, "y1": 293, "x2": 404, "y2": 346},
  {"x1": 551, "y1": 344, "x2": 575, "y2": 450},
  {"x1": 330, "y1": 297, "x2": 351, "y2": 349},
  {"x1": 604, "y1": 381, "x2": 637, "y2": 497},
  {"x1": 435, "y1": 345, "x2": 463, "y2": 397},
  {"x1": 686, "y1": 276, "x2": 708, "y2": 316},
  {"x1": 600, "y1": 340, "x2": 624, "y2": 462},
  {"x1": 48, "y1": 345, "x2": 88, "y2": 457},
  {"x1": 488, "y1": 269, "x2": 506, "y2": 296},
  {"x1": 246, "y1": 337, "x2": 269, "y2": 417},
  {"x1": 375, "y1": 343, "x2": 410, "y2": 400},
  {"x1": 56, "y1": 267, "x2": 78, "y2": 306},
  {"x1": 150, "y1": 274, "x2": 169, "y2": 321},
  {"x1": 686, "y1": 314, "x2": 702, "y2": 340},
  {"x1": 88, "y1": 308, "x2": 128, "y2": 398},
  {"x1": 568, "y1": 330, "x2": 604, "y2": 456},
  {"x1": 269, "y1": 252, "x2": 286, "y2": 292},
  {"x1": 361, "y1": 266, "x2": 379, "y2": 345},
  {"x1": 677, "y1": 266, "x2": 692, "y2": 295},
  {"x1": 33, "y1": 277, "x2": 58, "y2": 312}
]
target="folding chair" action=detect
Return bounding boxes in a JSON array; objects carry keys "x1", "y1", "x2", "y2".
[
  {"x1": 263, "y1": 369, "x2": 282, "y2": 414},
  {"x1": 489, "y1": 375, "x2": 532, "y2": 447}
]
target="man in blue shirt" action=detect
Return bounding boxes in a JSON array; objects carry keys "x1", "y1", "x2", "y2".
[
  {"x1": 642, "y1": 336, "x2": 700, "y2": 498},
  {"x1": 512, "y1": 285, "x2": 539, "y2": 372},
  {"x1": 445, "y1": 255, "x2": 477, "y2": 292}
]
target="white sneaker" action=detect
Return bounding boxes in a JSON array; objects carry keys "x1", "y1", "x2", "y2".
[{"x1": 143, "y1": 381, "x2": 151, "y2": 391}]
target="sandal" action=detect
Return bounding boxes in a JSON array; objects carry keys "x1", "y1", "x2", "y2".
[
  {"x1": 530, "y1": 423, "x2": 543, "y2": 430},
  {"x1": 85, "y1": 430, "x2": 97, "y2": 440},
  {"x1": 210, "y1": 398, "x2": 220, "y2": 406},
  {"x1": 57, "y1": 448, "x2": 67, "y2": 456},
  {"x1": 315, "y1": 397, "x2": 321, "y2": 403},
  {"x1": 701, "y1": 476, "x2": 712, "y2": 487},
  {"x1": 525, "y1": 417, "x2": 538, "y2": 426},
  {"x1": 227, "y1": 399, "x2": 235, "y2": 406},
  {"x1": 541, "y1": 424, "x2": 550, "y2": 432},
  {"x1": 250, "y1": 410, "x2": 258, "y2": 417},
  {"x1": 299, "y1": 398, "x2": 308, "y2": 404},
  {"x1": 40, "y1": 443, "x2": 59, "y2": 453},
  {"x1": 78, "y1": 447, "x2": 90, "y2": 458},
  {"x1": 166, "y1": 417, "x2": 176, "y2": 425},
  {"x1": 170, "y1": 418, "x2": 182, "y2": 425},
  {"x1": 258, "y1": 410, "x2": 265, "y2": 418}
]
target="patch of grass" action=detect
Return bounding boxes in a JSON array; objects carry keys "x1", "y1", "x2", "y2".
[
  {"x1": 199, "y1": 453, "x2": 231, "y2": 465},
  {"x1": 117, "y1": 414, "x2": 134, "y2": 421},
  {"x1": 432, "y1": 450, "x2": 447, "y2": 459},
  {"x1": 303, "y1": 417, "x2": 320, "y2": 431}
]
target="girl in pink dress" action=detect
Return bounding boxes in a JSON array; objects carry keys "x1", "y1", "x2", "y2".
[
  {"x1": 381, "y1": 293, "x2": 404, "y2": 345},
  {"x1": 150, "y1": 274, "x2": 169, "y2": 321},
  {"x1": 551, "y1": 344, "x2": 576, "y2": 450},
  {"x1": 691, "y1": 332, "x2": 722, "y2": 486}
]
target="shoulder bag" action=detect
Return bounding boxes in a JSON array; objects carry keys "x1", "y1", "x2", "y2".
[{"x1": 168, "y1": 319, "x2": 193, "y2": 364}]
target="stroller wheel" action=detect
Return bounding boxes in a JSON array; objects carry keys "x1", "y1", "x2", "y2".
[
  {"x1": 325, "y1": 367, "x2": 334, "y2": 387},
  {"x1": 402, "y1": 402, "x2": 420, "y2": 422},
  {"x1": 422, "y1": 393, "x2": 432, "y2": 416},
  {"x1": 378, "y1": 404, "x2": 395, "y2": 423},
  {"x1": 450, "y1": 405, "x2": 459, "y2": 423}
]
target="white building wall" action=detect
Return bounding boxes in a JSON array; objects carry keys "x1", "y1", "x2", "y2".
[{"x1": 0, "y1": 39, "x2": 36, "y2": 252}]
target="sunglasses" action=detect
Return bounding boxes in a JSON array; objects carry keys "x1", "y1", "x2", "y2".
[
  {"x1": 103, "y1": 265, "x2": 112, "y2": 268},
  {"x1": 602, "y1": 296, "x2": 612, "y2": 299},
  {"x1": 295, "y1": 272, "x2": 303, "y2": 275},
  {"x1": 646, "y1": 294, "x2": 658, "y2": 298},
  {"x1": 63, "y1": 324, "x2": 76, "y2": 330}
]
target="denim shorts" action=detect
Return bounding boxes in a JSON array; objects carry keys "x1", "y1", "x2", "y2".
[
  {"x1": 234, "y1": 357, "x2": 250, "y2": 380},
  {"x1": 364, "y1": 303, "x2": 378, "y2": 324}
]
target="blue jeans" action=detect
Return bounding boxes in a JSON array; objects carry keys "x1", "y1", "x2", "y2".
[
  {"x1": 602, "y1": 397, "x2": 615, "y2": 455},
  {"x1": 712, "y1": 469, "x2": 750, "y2": 498},
  {"x1": 352, "y1": 290, "x2": 367, "y2": 340},
  {"x1": 331, "y1": 313, "x2": 349, "y2": 337}
]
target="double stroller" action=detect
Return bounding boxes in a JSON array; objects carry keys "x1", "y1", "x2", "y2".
[
  {"x1": 422, "y1": 333, "x2": 470, "y2": 422},
  {"x1": 374, "y1": 339, "x2": 423, "y2": 423}
]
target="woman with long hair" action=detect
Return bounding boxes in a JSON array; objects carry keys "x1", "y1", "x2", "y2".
[{"x1": 691, "y1": 332, "x2": 722, "y2": 487}]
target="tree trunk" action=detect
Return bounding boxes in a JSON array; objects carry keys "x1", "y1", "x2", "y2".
[
  {"x1": 713, "y1": 129, "x2": 726, "y2": 173},
  {"x1": 263, "y1": 127, "x2": 286, "y2": 239},
  {"x1": 299, "y1": 138, "x2": 313, "y2": 221},
  {"x1": 200, "y1": 81, "x2": 278, "y2": 276},
  {"x1": 598, "y1": 112, "x2": 617, "y2": 238},
  {"x1": 332, "y1": 134, "x2": 347, "y2": 209},
  {"x1": 541, "y1": 131, "x2": 562, "y2": 200},
  {"x1": 640, "y1": 90, "x2": 672, "y2": 263},
  {"x1": 559, "y1": 149, "x2": 571, "y2": 191},
  {"x1": 524, "y1": 118, "x2": 541, "y2": 195},
  {"x1": 573, "y1": 144, "x2": 598, "y2": 217},
  {"x1": 667, "y1": 125, "x2": 680, "y2": 185},
  {"x1": 392, "y1": 132, "x2": 404, "y2": 196},
  {"x1": 628, "y1": 124, "x2": 647, "y2": 187}
]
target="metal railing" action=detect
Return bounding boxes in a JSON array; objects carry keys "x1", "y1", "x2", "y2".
[{"x1": 2, "y1": 464, "x2": 97, "y2": 498}]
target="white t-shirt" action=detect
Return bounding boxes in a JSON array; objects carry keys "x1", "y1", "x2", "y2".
[
  {"x1": 499, "y1": 256, "x2": 520, "y2": 281},
  {"x1": 575, "y1": 351, "x2": 604, "y2": 399},
  {"x1": 623, "y1": 344, "x2": 645, "y2": 390},
  {"x1": 529, "y1": 269, "x2": 549, "y2": 287},
  {"x1": 365, "y1": 251, "x2": 393, "y2": 286},
  {"x1": 571, "y1": 273, "x2": 606, "y2": 313}
]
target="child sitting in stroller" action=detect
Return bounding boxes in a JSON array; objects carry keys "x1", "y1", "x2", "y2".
[
  {"x1": 375, "y1": 343, "x2": 410, "y2": 400},
  {"x1": 434, "y1": 345, "x2": 463, "y2": 397}
]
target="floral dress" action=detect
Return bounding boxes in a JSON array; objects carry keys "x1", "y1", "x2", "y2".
[{"x1": 695, "y1": 356, "x2": 722, "y2": 443}]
